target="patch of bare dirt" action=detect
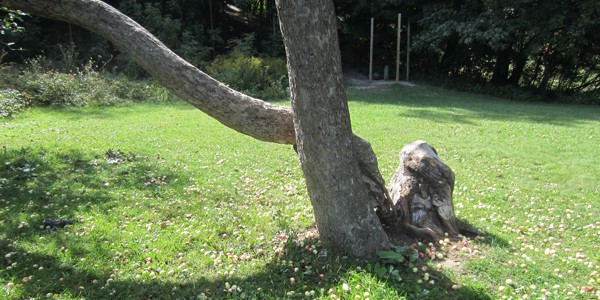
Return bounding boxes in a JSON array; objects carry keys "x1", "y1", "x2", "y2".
[{"x1": 343, "y1": 69, "x2": 416, "y2": 89}]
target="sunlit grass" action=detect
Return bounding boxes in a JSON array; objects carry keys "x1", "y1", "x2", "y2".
[
  {"x1": 350, "y1": 84, "x2": 600, "y2": 299},
  {"x1": 1, "y1": 84, "x2": 599, "y2": 299}
]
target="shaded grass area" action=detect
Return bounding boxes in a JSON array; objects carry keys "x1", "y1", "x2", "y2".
[{"x1": 1, "y1": 84, "x2": 599, "y2": 299}]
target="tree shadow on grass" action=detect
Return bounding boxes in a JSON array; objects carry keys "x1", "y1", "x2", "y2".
[
  {"x1": 1, "y1": 235, "x2": 494, "y2": 300},
  {"x1": 1, "y1": 147, "x2": 494, "y2": 299},
  {"x1": 0, "y1": 146, "x2": 192, "y2": 281},
  {"x1": 456, "y1": 218, "x2": 511, "y2": 249},
  {"x1": 0, "y1": 147, "x2": 186, "y2": 229},
  {"x1": 348, "y1": 84, "x2": 600, "y2": 127}
]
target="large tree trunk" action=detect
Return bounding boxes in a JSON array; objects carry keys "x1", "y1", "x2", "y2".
[
  {"x1": 276, "y1": 0, "x2": 390, "y2": 258},
  {"x1": 508, "y1": 51, "x2": 527, "y2": 86},
  {"x1": 538, "y1": 63, "x2": 555, "y2": 93},
  {"x1": 3, "y1": 0, "x2": 460, "y2": 257}
]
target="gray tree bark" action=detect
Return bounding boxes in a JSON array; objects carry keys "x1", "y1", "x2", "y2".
[
  {"x1": 0, "y1": 0, "x2": 295, "y2": 144},
  {"x1": 3, "y1": 0, "x2": 392, "y2": 257},
  {"x1": 276, "y1": 0, "x2": 390, "y2": 258},
  {"x1": 3, "y1": 0, "x2": 461, "y2": 257}
]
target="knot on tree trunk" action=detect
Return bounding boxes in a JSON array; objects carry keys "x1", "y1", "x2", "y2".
[{"x1": 388, "y1": 140, "x2": 459, "y2": 241}]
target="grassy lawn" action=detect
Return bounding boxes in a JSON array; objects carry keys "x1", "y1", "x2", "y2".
[{"x1": 1, "y1": 84, "x2": 599, "y2": 299}]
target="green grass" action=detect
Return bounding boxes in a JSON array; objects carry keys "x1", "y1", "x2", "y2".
[{"x1": 1, "y1": 84, "x2": 599, "y2": 299}]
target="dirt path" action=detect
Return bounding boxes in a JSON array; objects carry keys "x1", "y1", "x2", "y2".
[{"x1": 344, "y1": 69, "x2": 416, "y2": 89}]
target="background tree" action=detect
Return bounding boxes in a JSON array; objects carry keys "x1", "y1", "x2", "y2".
[
  {"x1": 4, "y1": 0, "x2": 598, "y2": 102},
  {"x1": 412, "y1": 0, "x2": 600, "y2": 96},
  {"x1": 332, "y1": 0, "x2": 599, "y2": 102}
]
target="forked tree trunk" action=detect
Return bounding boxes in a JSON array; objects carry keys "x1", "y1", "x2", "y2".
[
  {"x1": 3, "y1": 0, "x2": 461, "y2": 257},
  {"x1": 276, "y1": 0, "x2": 390, "y2": 258}
]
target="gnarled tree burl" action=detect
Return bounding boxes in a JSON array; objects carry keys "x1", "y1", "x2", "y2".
[{"x1": 2, "y1": 0, "x2": 459, "y2": 258}]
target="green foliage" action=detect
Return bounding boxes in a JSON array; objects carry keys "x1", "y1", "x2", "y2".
[
  {"x1": 433, "y1": 77, "x2": 544, "y2": 102},
  {"x1": 228, "y1": 33, "x2": 258, "y2": 57},
  {"x1": 113, "y1": 79, "x2": 177, "y2": 103},
  {"x1": 115, "y1": 0, "x2": 214, "y2": 71},
  {"x1": 177, "y1": 26, "x2": 213, "y2": 67},
  {"x1": 0, "y1": 64, "x2": 19, "y2": 88},
  {"x1": 4, "y1": 0, "x2": 598, "y2": 98},
  {"x1": 56, "y1": 42, "x2": 79, "y2": 72},
  {"x1": 372, "y1": 245, "x2": 425, "y2": 284},
  {"x1": 0, "y1": 7, "x2": 27, "y2": 35},
  {"x1": 378, "y1": 245, "x2": 419, "y2": 266},
  {"x1": 1, "y1": 7, "x2": 28, "y2": 64},
  {"x1": 0, "y1": 88, "x2": 28, "y2": 117},
  {"x1": 207, "y1": 51, "x2": 289, "y2": 100},
  {"x1": 0, "y1": 57, "x2": 178, "y2": 107},
  {"x1": 16, "y1": 60, "x2": 123, "y2": 107},
  {"x1": 569, "y1": 90, "x2": 600, "y2": 105},
  {"x1": 260, "y1": 29, "x2": 285, "y2": 58},
  {"x1": 112, "y1": 53, "x2": 147, "y2": 79},
  {"x1": 117, "y1": 1, "x2": 181, "y2": 50},
  {"x1": 417, "y1": 74, "x2": 600, "y2": 104},
  {"x1": 335, "y1": 0, "x2": 599, "y2": 96}
]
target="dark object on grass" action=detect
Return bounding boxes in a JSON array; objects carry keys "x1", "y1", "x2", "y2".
[{"x1": 43, "y1": 220, "x2": 75, "y2": 231}]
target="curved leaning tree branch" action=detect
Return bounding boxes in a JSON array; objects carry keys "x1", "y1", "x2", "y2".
[
  {"x1": 3, "y1": 0, "x2": 462, "y2": 256},
  {"x1": 0, "y1": 0, "x2": 295, "y2": 144}
]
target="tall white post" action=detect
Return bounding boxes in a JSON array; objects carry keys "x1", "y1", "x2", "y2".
[
  {"x1": 369, "y1": 17, "x2": 374, "y2": 81},
  {"x1": 406, "y1": 20, "x2": 410, "y2": 82},
  {"x1": 396, "y1": 14, "x2": 401, "y2": 82}
]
